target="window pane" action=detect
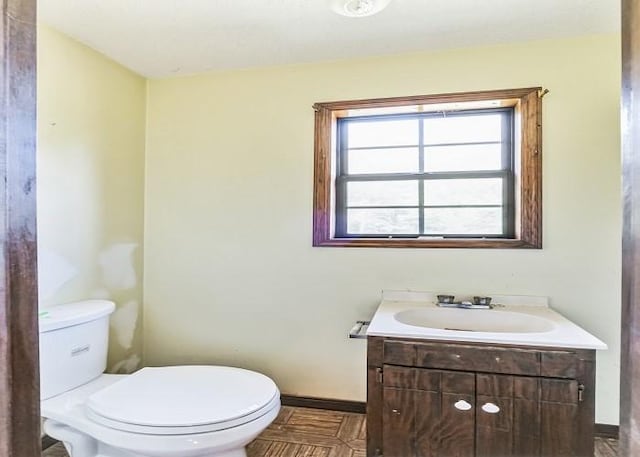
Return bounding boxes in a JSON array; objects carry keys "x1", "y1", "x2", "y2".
[
  {"x1": 426, "y1": 144, "x2": 503, "y2": 172},
  {"x1": 348, "y1": 181, "x2": 418, "y2": 206},
  {"x1": 348, "y1": 208, "x2": 419, "y2": 234},
  {"x1": 347, "y1": 119, "x2": 419, "y2": 148},
  {"x1": 348, "y1": 148, "x2": 419, "y2": 174},
  {"x1": 424, "y1": 178, "x2": 503, "y2": 206},
  {"x1": 423, "y1": 114, "x2": 502, "y2": 145},
  {"x1": 424, "y1": 208, "x2": 503, "y2": 235}
]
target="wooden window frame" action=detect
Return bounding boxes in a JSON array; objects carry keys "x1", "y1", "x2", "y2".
[{"x1": 312, "y1": 87, "x2": 543, "y2": 249}]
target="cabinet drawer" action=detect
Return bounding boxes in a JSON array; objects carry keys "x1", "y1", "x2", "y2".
[
  {"x1": 383, "y1": 365, "x2": 475, "y2": 393},
  {"x1": 384, "y1": 341, "x2": 541, "y2": 376},
  {"x1": 540, "y1": 351, "x2": 581, "y2": 378}
]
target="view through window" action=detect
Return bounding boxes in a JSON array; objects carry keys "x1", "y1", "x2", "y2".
[{"x1": 335, "y1": 109, "x2": 514, "y2": 238}]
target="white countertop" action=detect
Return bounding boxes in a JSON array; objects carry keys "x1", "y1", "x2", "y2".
[{"x1": 366, "y1": 290, "x2": 607, "y2": 350}]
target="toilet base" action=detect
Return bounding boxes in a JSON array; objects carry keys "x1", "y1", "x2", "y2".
[
  {"x1": 45, "y1": 419, "x2": 258, "y2": 457},
  {"x1": 206, "y1": 450, "x2": 247, "y2": 457},
  {"x1": 55, "y1": 442, "x2": 248, "y2": 457},
  {"x1": 49, "y1": 435, "x2": 250, "y2": 457},
  {"x1": 41, "y1": 379, "x2": 280, "y2": 457}
]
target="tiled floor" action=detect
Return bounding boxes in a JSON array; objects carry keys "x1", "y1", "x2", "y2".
[
  {"x1": 595, "y1": 437, "x2": 619, "y2": 457},
  {"x1": 42, "y1": 406, "x2": 618, "y2": 457}
]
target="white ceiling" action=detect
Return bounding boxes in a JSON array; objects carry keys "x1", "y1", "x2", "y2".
[{"x1": 38, "y1": 0, "x2": 620, "y2": 78}]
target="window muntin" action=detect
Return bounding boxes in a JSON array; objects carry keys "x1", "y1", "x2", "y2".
[{"x1": 335, "y1": 108, "x2": 515, "y2": 238}]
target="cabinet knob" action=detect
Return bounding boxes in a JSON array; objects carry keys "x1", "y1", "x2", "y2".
[
  {"x1": 481, "y1": 402, "x2": 500, "y2": 414},
  {"x1": 454, "y1": 400, "x2": 472, "y2": 411}
]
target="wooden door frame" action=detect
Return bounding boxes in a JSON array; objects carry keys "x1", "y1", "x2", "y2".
[
  {"x1": 621, "y1": 1, "x2": 640, "y2": 455},
  {"x1": 0, "y1": 0, "x2": 40, "y2": 456}
]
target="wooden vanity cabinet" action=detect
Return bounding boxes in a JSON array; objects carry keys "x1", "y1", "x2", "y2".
[{"x1": 367, "y1": 337, "x2": 596, "y2": 457}]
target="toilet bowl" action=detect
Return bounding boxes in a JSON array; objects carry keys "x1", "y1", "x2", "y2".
[{"x1": 39, "y1": 300, "x2": 280, "y2": 457}]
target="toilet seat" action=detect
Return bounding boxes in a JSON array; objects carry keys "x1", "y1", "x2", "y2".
[{"x1": 85, "y1": 366, "x2": 279, "y2": 435}]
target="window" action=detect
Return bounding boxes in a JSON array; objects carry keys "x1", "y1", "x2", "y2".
[
  {"x1": 313, "y1": 88, "x2": 543, "y2": 248},
  {"x1": 336, "y1": 109, "x2": 514, "y2": 238}
]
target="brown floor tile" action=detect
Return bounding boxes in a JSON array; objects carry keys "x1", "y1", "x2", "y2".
[
  {"x1": 273, "y1": 406, "x2": 295, "y2": 425},
  {"x1": 295, "y1": 444, "x2": 329, "y2": 457},
  {"x1": 357, "y1": 420, "x2": 366, "y2": 441},
  {"x1": 594, "y1": 437, "x2": 618, "y2": 457},
  {"x1": 248, "y1": 439, "x2": 273, "y2": 456},
  {"x1": 259, "y1": 428, "x2": 344, "y2": 447},
  {"x1": 42, "y1": 443, "x2": 67, "y2": 457},
  {"x1": 337, "y1": 413, "x2": 366, "y2": 442},
  {"x1": 263, "y1": 441, "x2": 290, "y2": 457},
  {"x1": 285, "y1": 408, "x2": 344, "y2": 436},
  {"x1": 311, "y1": 446, "x2": 333, "y2": 457}
]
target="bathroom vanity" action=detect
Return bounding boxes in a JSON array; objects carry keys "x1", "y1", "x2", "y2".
[{"x1": 365, "y1": 291, "x2": 607, "y2": 457}]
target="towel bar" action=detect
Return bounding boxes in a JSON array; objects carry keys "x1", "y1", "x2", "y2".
[{"x1": 349, "y1": 321, "x2": 370, "y2": 339}]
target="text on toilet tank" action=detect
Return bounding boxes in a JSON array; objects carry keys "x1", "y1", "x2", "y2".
[{"x1": 71, "y1": 345, "x2": 90, "y2": 356}]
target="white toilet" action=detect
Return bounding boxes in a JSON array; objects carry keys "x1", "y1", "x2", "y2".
[{"x1": 39, "y1": 300, "x2": 281, "y2": 457}]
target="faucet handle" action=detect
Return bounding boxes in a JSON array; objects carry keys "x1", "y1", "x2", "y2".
[
  {"x1": 473, "y1": 296, "x2": 492, "y2": 306},
  {"x1": 437, "y1": 294, "x2": 455, "y2": 304}
]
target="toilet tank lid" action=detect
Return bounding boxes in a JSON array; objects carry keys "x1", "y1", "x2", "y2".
[{"x1": 39, "y1": 300, "x2": 115, "y2": 333}]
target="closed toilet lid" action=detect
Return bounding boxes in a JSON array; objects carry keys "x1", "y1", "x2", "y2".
[{"x1": 86, "y1": 366, "x2": 279, "y2": 435}]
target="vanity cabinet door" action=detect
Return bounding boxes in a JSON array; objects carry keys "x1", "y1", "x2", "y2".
[
  {"x1": 475, "y1": 374, "x2": 541, "y2": 457},
  {"x1": 382, "y1": 366, "x2": 475, "y2": 457},
  {"x1": 383, "y1": 385, "x2": 416, "y2": 457},
  {"x1": 475, "y1": 374, "x2": 581, "y2": 457},
  {"x1": 539, "y1": 378, "x2": 581, "y2": 457}
]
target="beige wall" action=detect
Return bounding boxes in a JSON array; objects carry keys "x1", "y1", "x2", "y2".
[
  {"x1": 144, "y1": 35, "x2": 622, "y2": 424},
  {"x1": 37, "y1": 25, "x2": 147, "y2": 373}
]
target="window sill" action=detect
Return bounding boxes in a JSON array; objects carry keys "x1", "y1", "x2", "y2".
[{"x1": 313, "y1": 237, "x2": 541, "y2": 249}]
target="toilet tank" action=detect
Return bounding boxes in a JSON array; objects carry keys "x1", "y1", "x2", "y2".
[{"x1": 39, "y1": 300, "x2": 115, "y2": 400}]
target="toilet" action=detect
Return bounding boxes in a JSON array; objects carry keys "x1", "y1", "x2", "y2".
[{"x1": 39, "y1": 300, "x2": 281, "y2": 457}]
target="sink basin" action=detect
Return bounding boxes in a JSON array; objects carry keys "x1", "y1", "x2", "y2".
[{"x1": 394, "y1": 307, "x2": 556, "y2": 333}]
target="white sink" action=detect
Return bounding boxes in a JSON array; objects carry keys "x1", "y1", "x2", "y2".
[{"x1": 394, "y1": 307, "x2": 556, "y2": 333}]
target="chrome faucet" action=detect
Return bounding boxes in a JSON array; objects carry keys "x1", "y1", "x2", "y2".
[{"x1": 436, "y1": 295, "x2": 494, "y2": 310}]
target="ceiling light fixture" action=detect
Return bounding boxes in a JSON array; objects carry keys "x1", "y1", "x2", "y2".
[{"x1": 331, "y1": 0, "x2": 392, "y2": 18}]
